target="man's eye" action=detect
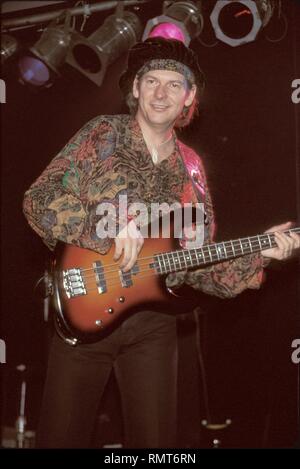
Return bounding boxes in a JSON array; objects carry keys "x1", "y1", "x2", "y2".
[{"x1": 170, "y1": 82, "x2": 181, "y2": 89}]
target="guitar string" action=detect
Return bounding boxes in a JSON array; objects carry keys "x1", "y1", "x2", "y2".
[
  {"x1": 81, "y1": 250, "x2": 256, "y2": 291},
  {"x1": 77, "y1": 252, "x2": 289, "y2": 294},
  {"x1": 75, "y1": 228, "x2": 300, "y2": 276},
  {"x1": 80, "y1": 241, "x2": 266, "y2": 280},
  {"x1": 74, "y1": 230, "x2": 298, "y2": 282},
  {"x1": 64, "y1": 228, "x2": 300, "y2": 291},
  {"x1": 83, "y1": 272, "x2": 167, "y2": 293},
  {"x1": 78, "y1": 233, "x2": 300, "y2": 289},
  {"x1": 81, "y1": 245, "x2": 253, "y2": 282}
]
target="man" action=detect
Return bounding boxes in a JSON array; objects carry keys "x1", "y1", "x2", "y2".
[{"x1": 23, "y1": 37, "x2": 299, "y2": 448}]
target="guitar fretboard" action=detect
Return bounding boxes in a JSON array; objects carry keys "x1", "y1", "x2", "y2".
[{"x1": 153, "y1": 227, "x2": 300, "y2": 275}]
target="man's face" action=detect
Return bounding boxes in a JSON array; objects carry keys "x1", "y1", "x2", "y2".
[{"x1": 133, "y1": 69, "x2": 196, "y2": 129}]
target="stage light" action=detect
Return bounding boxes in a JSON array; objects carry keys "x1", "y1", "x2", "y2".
[
  {"x1": 18, "y1": 14, "x2": 72, "y2": 88},
  {"x1": 210, "y1": 0, "x2": 274, "y2": 47},
  {"x1": 19, "y1": 56, "x2": 51, "y2": 87},
  {"x1": 142, "y1": 1, "x2": 203, "y2": 46},
  {"x1": 1, "y1": 34, "x2": 18, "y2": 64},
  {"x1": 66, "y1": 11, "x2": 142, "y2": 87}
]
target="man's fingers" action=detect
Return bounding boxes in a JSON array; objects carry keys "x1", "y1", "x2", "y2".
[
  {"x1": 137, "y1": 237, "x2": 144, "y2": 251},
  {"x1": 274, "y1": 231, "x2": 289, "y2": 245},
  {"x1": 262, "y1": 222, "x2": 299, "y2": 260},
  {"x1": 273, "y1": 232, "x2": 294, "y2": 259},
  {"x1": 114, "y1": 221, "x2": 144, "y2": 271},
  {"x1": 290, "y1": 232, "x2": 300, "y2": 249},
  {"x1": 276, "y1": 231, "x2": 297, "y2": 246},
  {"x1": 120, "y1": 238, "x2": 145, "y2": 271},
  {"x1": 113, "y1": 239, "x2": 124, "y2": 261},
  {"x1": 120, "y1": 239, "x2": 133, "y2": 270}
]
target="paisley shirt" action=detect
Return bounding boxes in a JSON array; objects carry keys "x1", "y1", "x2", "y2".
[{"x1": 23, "y1": 114, "x2": 267, "y2": 299}]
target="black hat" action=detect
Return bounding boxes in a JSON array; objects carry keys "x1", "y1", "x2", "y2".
[{"x1": 119, "y1": 37, "x2": 205, "y2": 96}]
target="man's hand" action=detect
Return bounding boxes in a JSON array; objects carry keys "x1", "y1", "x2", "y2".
[
  {"x1": 262, "y1": 221, "x2": 300, "y2": 260},
  {"x1": 114, "y1": 219, "x2": 144, "y2": 272}
]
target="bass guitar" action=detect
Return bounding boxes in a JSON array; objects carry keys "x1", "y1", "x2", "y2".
[{"x1": 50, "y1": 226, "x2": 300, "y2": 345}]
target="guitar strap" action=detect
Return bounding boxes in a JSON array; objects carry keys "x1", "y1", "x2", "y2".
[
  {"x1": 176, "y1": 141, "x2": 210, "y2": 246},
  {"x1": 177, "y1": 140, "x2": 208, "y2": 222}
]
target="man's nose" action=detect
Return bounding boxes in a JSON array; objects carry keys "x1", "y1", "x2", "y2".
[{"x1": 154, "y1": 84, "x2": 167, "y2": 99}]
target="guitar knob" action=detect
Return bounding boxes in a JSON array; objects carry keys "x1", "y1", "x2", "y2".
[
  {"x1": 95, "y1": 319, "x2": 103, "y2": 326},
  {"x1": 119, "y1": 297, "x2": 125, "y2": 303},
  {"x1": 107, "y1": 308, "x2": 114, "y2": 314}
]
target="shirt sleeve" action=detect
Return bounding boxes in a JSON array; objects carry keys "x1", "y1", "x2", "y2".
[
  {"x1": 184, "y1": 179, "x2": 270, "y2": 298},
  {"x1": 23, "y1": 116, "x2": 123, "y2": 254},
  {"x1": 167, "y1": 153, "x2": 269, "y2": 299}
]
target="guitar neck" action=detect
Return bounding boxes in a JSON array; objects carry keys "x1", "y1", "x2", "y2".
[{"x1": 154, "y1": 227, "x2": 300, "y2": 275}]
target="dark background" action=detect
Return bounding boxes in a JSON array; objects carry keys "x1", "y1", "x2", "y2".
[{"x1": 1, "y1": 0, "x2": 299, "y2": 448}]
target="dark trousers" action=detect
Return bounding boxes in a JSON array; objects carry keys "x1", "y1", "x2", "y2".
[{"x1": 36, "y1": 310, "x2": 178, "y2": 448}]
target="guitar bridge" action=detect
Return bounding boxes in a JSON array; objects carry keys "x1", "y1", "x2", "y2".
[{"x1": 62, "y1": 268, "x2": 86, "y2": 298}]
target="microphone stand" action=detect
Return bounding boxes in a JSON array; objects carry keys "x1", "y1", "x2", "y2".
[{"x1": 15, "y1": 364, "x2": 27, "y2": 448}]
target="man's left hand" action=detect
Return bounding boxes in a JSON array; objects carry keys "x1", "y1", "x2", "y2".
[{"x1": 262, "y1": 221, "x2": 300, "y2": 260}]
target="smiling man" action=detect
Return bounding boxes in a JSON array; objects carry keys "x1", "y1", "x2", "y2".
[
  {"x1": 131, "y1": 68, "x2": 196, "y2": 168},
  {"x1": 134, "y1": 68, "x2": 196, "y2": 130},
  {"x1": 23, "y1": 37, "x2": 299, "y2": 448}
]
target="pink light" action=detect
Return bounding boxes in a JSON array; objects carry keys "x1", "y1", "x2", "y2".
[
  {"x1": 235, "y1": 9, "x2": 252, "y2": 18},
  {"x1": 148, "y1": 23, "x2": 186, "y2": 43}
]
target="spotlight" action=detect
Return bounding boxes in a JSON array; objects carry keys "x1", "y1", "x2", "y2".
[
  {"x1": 210, "y1": 0, "x2": 274, "y2": 47},
  {"x1": 142, "y1": 1, "x2": 203, "y2": 46},
  {"x1": 66, "y1": 11, "x2": 142, "y2": 87},
  {"x1": 1, "y1": 34, "x2": 18, "y2": 64},
  {"x1": 18, "y1": 14, "x2": 71, "y2": 88}
]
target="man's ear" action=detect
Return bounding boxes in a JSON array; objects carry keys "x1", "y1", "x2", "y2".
[
  {"x1": 133, "y1": 77, "x2": 139, "y2": 99},
  {"x1": 184, "y1": 84, "x2": 197, "y2": 107}
]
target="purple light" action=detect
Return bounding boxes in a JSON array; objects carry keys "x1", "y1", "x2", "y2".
[
  {"x1": 148, "y1": 23, "x2": 186, "y2": 43},
  {"x1": 18, "y1": 56, "x2": 50, "y2": 87}
]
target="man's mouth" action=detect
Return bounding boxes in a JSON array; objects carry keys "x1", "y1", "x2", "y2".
[{"x1": 151, "y1": 104, "x2": 169, "y2": 111}]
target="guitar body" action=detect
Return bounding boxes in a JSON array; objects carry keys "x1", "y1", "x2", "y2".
[{"x1": 52, "y1": 235, "x2": 187, "y2": 344}]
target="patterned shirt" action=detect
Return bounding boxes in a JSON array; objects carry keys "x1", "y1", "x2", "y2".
[{"x1": 23, "y1": 114, "x2": 267, "y2": 299}]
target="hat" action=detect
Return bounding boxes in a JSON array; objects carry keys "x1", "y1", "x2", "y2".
[{"x1": 119, "y1": 37, "x2": 205, "y2": 96}]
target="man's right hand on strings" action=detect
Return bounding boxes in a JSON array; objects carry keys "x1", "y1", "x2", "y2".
[{"x1": 114, "y1": 219, "x2": 144, "y2": 272}]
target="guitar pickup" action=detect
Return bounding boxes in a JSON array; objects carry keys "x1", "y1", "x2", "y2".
[
  {"x1": 119, "y1": 263, "x2": 139, "y2": 288},
  {"x1": 62, "y1": 268, "x2": 86, "y2": 298},
  {"x1": 93, "y1": 260, "x2": 107, "y2": 294}
]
